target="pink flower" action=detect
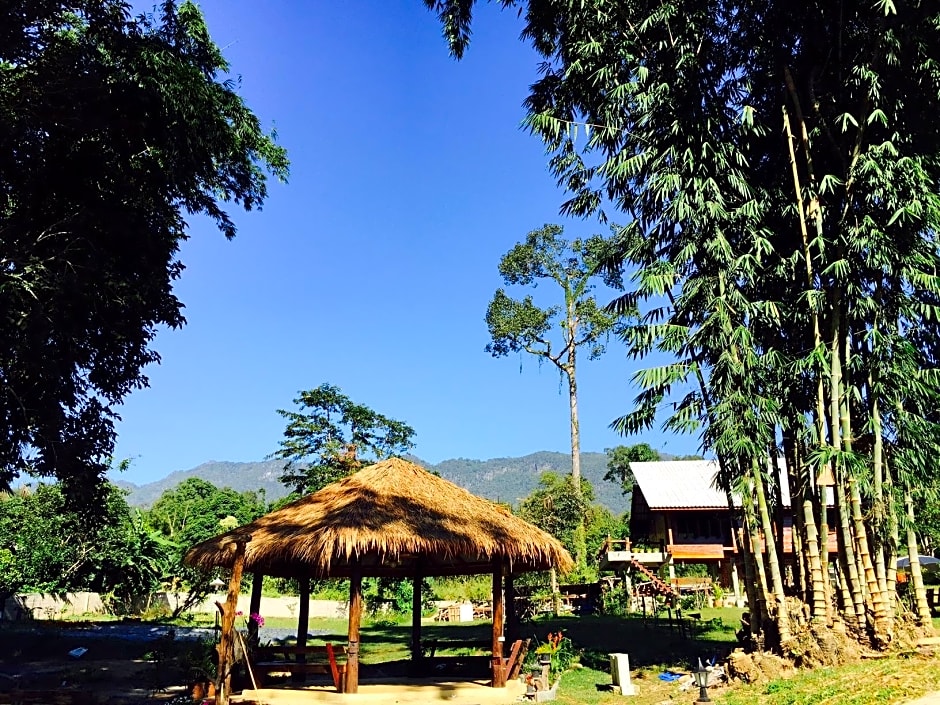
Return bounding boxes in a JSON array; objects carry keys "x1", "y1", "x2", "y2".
[{"x1": 249, "y1": 613, "x2": 265, "y2": 627}]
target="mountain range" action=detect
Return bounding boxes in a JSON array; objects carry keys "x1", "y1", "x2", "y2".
[{"x1": 114, "y1": 451, "x2": 632, "y2": 514}]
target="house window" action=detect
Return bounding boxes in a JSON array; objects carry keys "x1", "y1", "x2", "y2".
[{"x1": 674, "y1": 512, "x2": 724, "y2": 541}]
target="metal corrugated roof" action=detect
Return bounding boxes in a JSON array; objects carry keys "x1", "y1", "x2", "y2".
[{"x1": 631, "y1": 459, "x2": 791, "y2": 510}]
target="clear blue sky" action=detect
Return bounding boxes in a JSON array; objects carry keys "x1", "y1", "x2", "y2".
[{"x1": 112, "y1": 0, "x2": 701, "y2": 485}]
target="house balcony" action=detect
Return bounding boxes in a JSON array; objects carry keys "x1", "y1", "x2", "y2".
[{"x1": 597, "y1": 538, "x2": 668, "y2": 571}]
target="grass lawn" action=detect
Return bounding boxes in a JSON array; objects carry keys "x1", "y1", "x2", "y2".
[
  {"x1": 250, "y1": 608, "x2": 938, "y2": 705},
  {"x1": 7, "y1": 607, "x2": 936, "y2": 704},
  {"x1": 717, "y1": 656, "x2": 940, "y2": 705}
]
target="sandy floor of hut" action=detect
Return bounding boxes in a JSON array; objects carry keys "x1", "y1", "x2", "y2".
[{"x1": 235, "y1": 677, "x2": 527, "y2": 704}]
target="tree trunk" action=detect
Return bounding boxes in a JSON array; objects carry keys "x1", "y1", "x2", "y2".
[
  {"x1": 248, "y1": 572, "x2": 263, "y2": 645},
  {"x1": 549, "y1": 567, "x2": 561, "y2": 616},
  {"x1": 738, "y1": 522, "x2": 762, "y2": 635},
  {"x1": 870, "y1": 390, "x2": 888, "y2": 601},
  {"x1": 848, "y1": 478, "x2": 889, "y2": 643},
  {"x1": 216, "y1": 539, "x2": 248, "y2": 705},
  {"x1": 565, "y1": 326, "x2": 587, "y2": 573},
  {"x1": 753, "y1": 461, "x2": 790, "y2": 643},
  {"x1": 743, "y1": 494, "x2": 771, "y2": 641},
  {"x1": 833, "y1": 557, "x2": 855, "y2": 623},
  {"x1": 828, "y1": 306, "x2": 867, "y2": 634},
  {"x1": 905, "y1": 492, "x2": 935, "y2": 630},
  {"x1": 885, "y1": 481, "x2": 899, "y2": 624},
  {"x1": 411, "y1": 572, "x2": 423, "y2": 665},
  {"x1": 834, "y1": 475, "x2": 866, "y2": 633},
  {"x1": 840, "y1": 340, "x2": 888, "y2": 643},
  {"x1": 785, "y1": 435, "x2": 808, "y2": 604}
]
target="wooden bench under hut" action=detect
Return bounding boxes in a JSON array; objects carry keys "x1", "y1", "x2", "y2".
[{"x1": 248, "y1": 643, "x2": 346, "y2": 691}]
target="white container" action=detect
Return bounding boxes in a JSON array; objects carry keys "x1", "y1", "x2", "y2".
[
  {"x1": 609, "y1": 653, "x2": 636, "y2": 695},
  {"x1": 458, "y1": 602, "x2": 474, "y2": 622}
]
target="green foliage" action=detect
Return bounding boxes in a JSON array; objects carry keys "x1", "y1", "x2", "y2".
[
  {"x1": 363, "y1": 577, "x2": 433, "y2": 616},
  {"x1": 519, "y1": 472, "x2": 593, "y2": 556},
  {"x1": 599, "y1": 582, "x2": 631, "y2": 617},
  {"x1": 518, "y1": 471, "x2": 618, "y2": 580},
  {"x1": 528, "y1": 630, "x2": 579, "y2": 683},
  {"x1": 431, "y1": 575, "x2": 492, "y2": 604},
  {"x1": 603, "y1": 444, "x2": 659, "y2": 495},
  {"x1": 147, "y1": 478, "x2": 266, "y2": 550},
  {"x1": 674, "y1": 563, "x2": 710, "y2": 578},
  {"x1": 486, "y1": 224, "x2": 625, "y2": 366},
  {"x1": 0, "y1": 483, "x2": 169, "y2": 608},
  {"x1": 144, "y1": 477, "x2": 266, "y2": 613},
  {"x1": 272, "y1": 383, "x2": 416, "y2": 495},
  {"x1": 0, "y1": 1, "x2": 287, "y2": 504}
]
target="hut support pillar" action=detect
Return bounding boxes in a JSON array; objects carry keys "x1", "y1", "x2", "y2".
[
  {"x1": 411, "y1": 570, "x2": 423, "y2": 666},
  {"x1": 247, "y1": 572, "x2": 263, "y2": 644},
  {"x1": 491, "y1": 562, "x2": 506, "y2": 687},
  {"x1": 216, "y1": 537, "x2": 248, "y2": 705},
  {"x1": 505, "y1": 572, "x2": 517, "y2": 643},
  {"x1": 293, "y1": 576, "x2": 310, "y2": 683},
  {"x1": 346, "y1": 569, "x2": 363, "y2": 693}
]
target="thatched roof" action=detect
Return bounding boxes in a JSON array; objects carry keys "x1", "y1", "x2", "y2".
[{"x1": 184, "y1": 457, "x2": 573, "y2": 578}]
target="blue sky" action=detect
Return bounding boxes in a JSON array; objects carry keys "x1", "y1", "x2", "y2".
[{"x1": 112, "y1": 0, "x2": 701, "y2": 485}]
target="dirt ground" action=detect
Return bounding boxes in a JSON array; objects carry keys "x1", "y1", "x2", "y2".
[{"x1": 0, "y1": 622, "x2": 204, "y2": 704}]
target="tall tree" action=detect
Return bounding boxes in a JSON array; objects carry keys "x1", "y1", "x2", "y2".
[
  {"x1": 428, "y1": 0, "x2": 940, "y2": 650},
  {"x1": 486, "y1": 224, "x2": 624, "y2": 568},
  {"x1": 273, "y1": 384, "x2": 416, "y2": 495},
  {"x1": 0, "y1": 1, "x2": 288, "y2": 503}
]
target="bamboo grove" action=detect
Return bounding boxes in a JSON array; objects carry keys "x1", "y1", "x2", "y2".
[{"x1": 426, "y1": 0, "x2": 940, "y2": 651}]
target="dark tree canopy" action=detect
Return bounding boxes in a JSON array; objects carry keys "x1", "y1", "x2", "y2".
[{"x1": 0, "y1": 1, "x2": 288, "y2": 500}]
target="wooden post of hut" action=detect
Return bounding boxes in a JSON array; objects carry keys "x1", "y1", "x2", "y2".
[
  {"x1": 216, "y1": 536, "x2": 249, "y2": 705},
  {"x1": 411, "y1": 568, "x2": 423, "y2": 668},
  {"x1": 247, "y1": 572, "x2": 263, "y2": 644},
  {"x1": 293, "y1": 576, "x2": 310, "y2": 683},
  {"x1": 346, "y1": 568, "x2": 363, "y2": 693},
  {"x1": 491, "y1": 561, "x2": 506, "y2": 687},
  {"x1": 505, "y1": 571, "x2": 517, "y2": 644}
]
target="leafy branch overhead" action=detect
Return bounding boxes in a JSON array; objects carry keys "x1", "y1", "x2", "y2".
[
  {"x1": 273, "y1": 384, "x2": 416, "y2": 495},
  {"x1": 0, "y1": 0, "x2": 288, "y2": 504}
]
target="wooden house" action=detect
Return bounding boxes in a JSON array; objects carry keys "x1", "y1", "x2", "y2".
[{"x1": 606, "y1": 460, "x2": 837, "y2": 600}]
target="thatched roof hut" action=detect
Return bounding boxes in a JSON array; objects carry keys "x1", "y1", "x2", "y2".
[
  {"x1": 185, "y1": 457, "x2": 573, "y2": 578},
  {"x1": 185, "y1": 458, "x2": 572, "y2": 697}
]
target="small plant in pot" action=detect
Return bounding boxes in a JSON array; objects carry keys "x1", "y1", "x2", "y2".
[{"x1": 529, "y1": 631, "x2": 576, "y2": 687}]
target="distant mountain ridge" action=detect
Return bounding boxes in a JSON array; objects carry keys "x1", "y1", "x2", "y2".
[{"x1": 115, "y1": 451, "x2": 633, "y2": 514}]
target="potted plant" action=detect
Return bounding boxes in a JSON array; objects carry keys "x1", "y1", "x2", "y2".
[{"x1": 528, "y1": 631, "x2": 576, "y2": 699}]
